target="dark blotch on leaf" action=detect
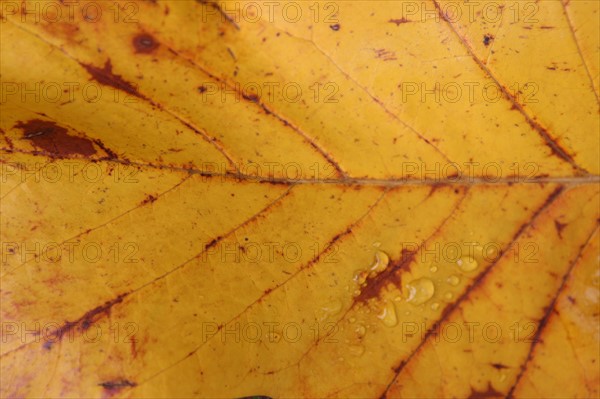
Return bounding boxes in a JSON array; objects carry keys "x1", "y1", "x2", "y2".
[
  {"x1": 81, "y1": 59, "x2": 142, "y2": 98},
  {"x1": 15, "y1": 119, "x2": 96, "y2": 157},
  {"x1": 242, "y1": 92, "x2": 259, "y2": 102},
  {"x1": 142, "y1": 194, "x2": 157, "y2": 205},
  {"x1": 99, "y1": 379, "x2": 137, "y2": 390},
  {"x1": 389, "y1": 18, "x2": 410, "y2": 25},
  {"x1": 554, "y1": 220, "x2": 567, "y2": 238},
  {"x1": 330, "y1": 24, "x2": 340, "y2": 31},
  {"x1": 133, "y1": 33, "x2": 160, "y2": 54},
  {"x1": 483, "y1": 34, "x2": 494, "y2": 46}
]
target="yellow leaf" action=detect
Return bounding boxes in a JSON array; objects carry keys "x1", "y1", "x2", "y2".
[{"x1": 1, "y1": 1, "x2": 598, "y2": 398}]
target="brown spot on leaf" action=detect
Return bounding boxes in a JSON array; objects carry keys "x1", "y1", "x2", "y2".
[
  {"x1": 81, "y1": 59, "x2": 143, "y2": 99},
  {"x1": 43, "y1": 294, "x2": 126, "y2": 350},
  {"x1": 41, "y1": 21, "x2": 80, "y2": 44},
  {"x1": 15, "y1": 119, "x2": 96, "y2": 157},
  {"x1": 205, "y1": 236, "x2": 222, "y2": 250},
  {"x1": 554, "y1": 220, "x2": 567, "y2": 238},
  {"x1": 483, "y1": 34, "x2": 494, "y2": 46},
  {"x1": 133, "y1": 33, "x2": 159, "y2": 54},
  {"x1": 141, "y1": 194, "x2": 157, "y2": 205},
  {"x1": 468, "y1": 383, "x2": 503, "y2": 398},
  {"x1": 373, "y1": 48, "x2": 397, "y2": 61},
  {"x1": 389, "y1": 18, "x2": 410, "y2": 25},
  {"x1": 99, "y1": 379, "x2": 136, "y2": 392},
  {"x1": 242, "y1": 92, "x2": 259, "y2": 102}
]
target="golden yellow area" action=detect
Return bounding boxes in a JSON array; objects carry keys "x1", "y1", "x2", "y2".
[{"x1": 1, "y1": 1, "x2": 598, "y2": 398}]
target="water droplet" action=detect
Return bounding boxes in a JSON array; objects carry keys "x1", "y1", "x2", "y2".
[
  {"x1": 349, "y1": 317, "x2": 356, "y2": 323},
  {"x1": 354, "y1": 324, "x2": 366, "y2": 337},
  {"x1": 499, "y1": 373, "x2": 507, "y2": 382},
  {"x1": 372, "y1": 241, "x2": 381, "y2": 248},
  {"x1": 370, "y1": 251, "x2": 390, "y2": 273},
  {"x1": 348, "y1": 345, "x2": 365, "y2": 356},
  {"x1": 322, "y1": 299, "x2": 342, "y2": 315},
  {"x1": 430, "y1": 302, "x2": 440, "y2": 310},
  {"x1": 377, "y1": 301, "x2": 398, "y2": 327},
  {"x1": 447, "y1": 275, "x2": 460, "y2": 286},
  {"x1": 444, "y1": 292, "x2": 454, "y2": 300},
  {"x1": 485, "y1": 245, "x2": 498, "y2": 259},
  {"x1": 406, "y1": 278, "x2": 435, "y2": 305},
  {"x1": 354, "y1": 269, "x2": 369, "y2": 285},
  {"x1": 456, "y1": 256, "x2": 478, "y2": 272},
  {"x1": 393, "y1": 295, "x2": 402, "y2": 302},
  {"x1": 430, "y1": 265, "x2": 438, "y2": 273},
  {"x1": 585, "y1": 287, "x2": 599, "y2": 304}
]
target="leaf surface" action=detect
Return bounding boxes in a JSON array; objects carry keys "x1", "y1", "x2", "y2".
[{"x1": 1, "y1": 1, "x2": 599, "y2": 398}]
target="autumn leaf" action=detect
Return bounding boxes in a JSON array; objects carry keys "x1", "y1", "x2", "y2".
[{"x1": 1, "y1": 1, "x2": 599, "y2": 398}]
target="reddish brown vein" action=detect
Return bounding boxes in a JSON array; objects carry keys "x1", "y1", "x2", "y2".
[
  {"x1": 379, "y1": 186, "x2": 564, "y2": 398},
  {"x1": 354, "y1": 186, "x2": 470, "y2": 305},
  {"x1": 0, "y1": 185, "x2": 294, "y2": 358},
  {"x1": 122, "y1": 188, "x2": 390, "y2": 392},
  {"x1": 506, "y1": 224, "x2": 599, "y2": 398},
  {"x1": 431, "y1": 0, "x2": 586, "y2": 174},
  {"x1": 4, "y1": 148, "x2": 600, "y2": 186},
  {"x1": 258, "y1": 185, "x2": 470, "y2": 378},
  {"x1": 560, "y1": 0, "x2": 599, "y2": 104},
  {"x1": 165, "y1": 46, "x2": 347, "y2": 178},
  {"x1": 309, "y1": 39, "x2": 454, "y2": 166},
  {"x1": 196, "y1": 0, "x2": 240, "y2": 30},
  {"x1": 0, "y1": 175, "x2": 191, "y2": 278},
  {"x1": 6, "y1": 20, "x2": 239, "y2": 173}
]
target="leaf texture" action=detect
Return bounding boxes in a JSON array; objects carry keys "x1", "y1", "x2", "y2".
[{"x1": 1, "y1": 1, "x2": 599, "y2": 398}]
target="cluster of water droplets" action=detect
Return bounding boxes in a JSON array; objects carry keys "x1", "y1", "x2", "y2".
[
  {"x1": 403, "y1": 254, "x2": 480, "y2": 308},
  {"x1": 336, "y1": 243, "x2": 487, "y2": 363}
]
